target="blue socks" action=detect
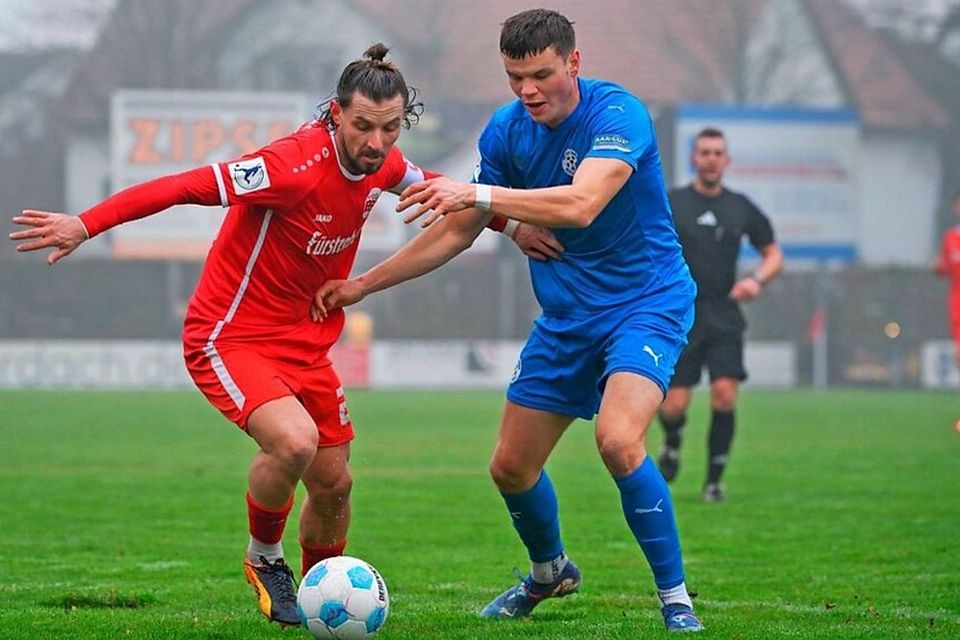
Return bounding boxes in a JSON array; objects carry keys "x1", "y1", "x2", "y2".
[
  {"x1": 615, "y1": 455, "x2": 685, "y2": 589},
  {"x1": 501, "y1": 460, "x2": 686, "y2": 591},
  {"x1": 500, "y1": 470, "x2": 564, "y2": 563}
]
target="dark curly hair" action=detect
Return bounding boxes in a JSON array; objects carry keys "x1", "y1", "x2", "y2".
[{"x1": 317, "y1": 43, "x2": 423, "y2": 129}]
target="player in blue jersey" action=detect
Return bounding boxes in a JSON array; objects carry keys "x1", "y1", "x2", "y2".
[{"x1": 313, "y1": 9, "x2": 703, "y2": 632}]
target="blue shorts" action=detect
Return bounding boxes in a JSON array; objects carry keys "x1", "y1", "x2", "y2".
[{"x1": 507, "y1": 281, "x2": 695, "y2": 420}]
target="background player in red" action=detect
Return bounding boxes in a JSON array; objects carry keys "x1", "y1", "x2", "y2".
[
  {"x1": 7, "y1": 43, "x2": 551, "y2": 627},
  {"x1": 935, "y1": 191, "x2": 960, "y2": 365}
]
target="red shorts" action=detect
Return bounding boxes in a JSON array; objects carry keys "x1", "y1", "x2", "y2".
[{"x1": 183, "y1": 342, "x2": 354, "y2": 446}]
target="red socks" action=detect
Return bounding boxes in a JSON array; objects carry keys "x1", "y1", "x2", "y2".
[
  {"x1": 247, "y1": 492, "x2": 347, "y2": 576},
  {"x1": 300, "y1": 538, "x2": 347, "y2": 577},
  {"x1": 246, "y1": 492, "x2": 294, "y2": 545}
]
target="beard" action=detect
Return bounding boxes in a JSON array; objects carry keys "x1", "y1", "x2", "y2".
[{"x1": 345, "y1": 150, "x2": 385, "y2": 175}]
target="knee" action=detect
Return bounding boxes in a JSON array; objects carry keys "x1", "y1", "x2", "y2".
[
  {"x1": 710, "y1": 390, "x2": 737, "y2": 412},
  {"x1": 269, "y1": 430, "x2": 319, "y2": 474},
  {"x1": 660, "y1": 393, "x2": 688, "y2": 421},
  {"x1": 305, "y1": 469, "x2": 353, "y2": 503},
  {"x1": 596, "y1": 433, "x2": 645, "y2": 477},
  {"x1": 710, "y1": 378, "x2": 739, "y2": 411},
  {"x1": 489, "y1": 455, "x2": 539, "y2": 493},
  {"x1": 659, "y1": 404, "x2": 685, "y2": 423}
]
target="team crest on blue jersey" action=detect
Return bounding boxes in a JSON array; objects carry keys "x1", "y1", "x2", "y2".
[
  {"x1": 561, "y1": 149, "x2": 578, "y2": 177},
  {"x1": 230, "y1": 157, "x2": 271, "y2": 194}
]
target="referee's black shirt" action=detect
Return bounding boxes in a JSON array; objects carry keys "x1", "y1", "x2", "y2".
[{"x1": 669, "y1": 185, "x2": 775, "y2": 303}]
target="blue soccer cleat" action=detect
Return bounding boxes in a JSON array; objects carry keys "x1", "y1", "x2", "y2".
[
  {"x1": 662, "y1": 602, "x2": 704, "y2": 632},
  {"x1": 480, "y1": 560, "x2": 582, "y2": 618}
]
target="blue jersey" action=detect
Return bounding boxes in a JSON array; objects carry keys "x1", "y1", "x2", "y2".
[{"x1": 475, "y1": 78, "x2": 690, "y2": 317}]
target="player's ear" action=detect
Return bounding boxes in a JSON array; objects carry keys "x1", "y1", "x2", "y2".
[
  {"x1": 567, "y1": 49, "x2": 581, "y2": 77},
  {"x1": 330, "y1": 101, "x2": 343, "y2": 127}
]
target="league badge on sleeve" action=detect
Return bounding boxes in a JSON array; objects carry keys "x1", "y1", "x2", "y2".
[{"x1": 230, "y1": 157, "x2": 271, "y2": 194}]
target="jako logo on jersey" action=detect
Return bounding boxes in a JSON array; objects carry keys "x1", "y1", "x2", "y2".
[
  {"x1": 305, "y1": 230, "x2": 359, "y2": 256},
  {"x1": 592, "y1": 134, "x2": 631, "y2": 153},
  {"x1": 313, "y1": 213, "x2": 333, "y2": 223},
  {"x1": 561, "y1": 149, "x2": 578, "y2": 177},
  {"x1": 363, "y1": 188, "x2": 383, "y2": 220},
  {"x1": 230, "y1": 157, "x2": 271, "y2": 194}
]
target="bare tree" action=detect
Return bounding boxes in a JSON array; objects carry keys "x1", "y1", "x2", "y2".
[{"x1": 1, "y1": 0, "x2": 116, "y2": 51}]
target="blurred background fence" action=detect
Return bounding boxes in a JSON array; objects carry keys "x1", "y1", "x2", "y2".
[{"x1": 0, "y1": 255, "x2": 952, "y2": 388}]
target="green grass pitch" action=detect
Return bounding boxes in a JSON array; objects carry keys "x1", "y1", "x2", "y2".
[{"x1": 1, "y1": 388, "x2": 957, "y2": 639}]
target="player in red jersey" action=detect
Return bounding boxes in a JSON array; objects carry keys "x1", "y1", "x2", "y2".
[
  {"x1": 8, "y1": 43, "x2": 555, "y2": 627},
  {"x1": 935, "y1": 191, "x2": 960, "y2": 365}
]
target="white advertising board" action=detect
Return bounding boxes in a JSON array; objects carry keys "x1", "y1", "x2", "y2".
[
  {"x1": 370, "y1": 340, "x2": 524, "y2": 389},
  {"x1": 921, "y1": 340, "x2": 959, "y2": 389},
  {"x1": 0, "y1": 340, "x2": 796, "y2": 390},
  {"x1": 110, "y1": 90, "x2": 309, "y2": 258},
  {"x1": 0, "y1": 341, "x2": 192, "y2": 389},
  {"x1": 675, "y1": 105, "x2": 860, "y2": 263},
  {"x1": 742, "y1": 341, "x2": 797, "y2": 388}
]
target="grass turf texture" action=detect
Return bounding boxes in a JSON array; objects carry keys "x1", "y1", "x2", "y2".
[{"x1": 1, "y1": 389, "x2": 957, "y2": 639}]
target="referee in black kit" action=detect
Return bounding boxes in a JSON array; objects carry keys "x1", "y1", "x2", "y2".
[{"x1": 657, "y1": 127, "x2": 783, "y2": 503}]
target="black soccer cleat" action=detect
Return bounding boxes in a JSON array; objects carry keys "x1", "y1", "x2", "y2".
[
  {"x1": 244, "y1": 555, "x2": 301, "y2": 626},
  {"x1": 701, "y1": 483, "x2": 725, "y2": 503},
  {"x1": 657, "y1": 446, "x2": 680, "y2": 483}
]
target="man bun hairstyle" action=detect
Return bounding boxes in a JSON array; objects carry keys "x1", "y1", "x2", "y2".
[
  {"x1": 500, "y1": 9, "x2": 576, "y2": 59},
  {"x1": 319, "y1": 43, "x2": 423, "y2": 128}
]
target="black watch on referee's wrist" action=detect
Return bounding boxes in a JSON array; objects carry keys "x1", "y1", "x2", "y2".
[{"x1": 748, "y1": 271, "x2": 764, "y2": 287}]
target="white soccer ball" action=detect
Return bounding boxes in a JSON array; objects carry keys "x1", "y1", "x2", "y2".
[{"x1": 297, "y1": 556, "x2": 389, "y2": 639}]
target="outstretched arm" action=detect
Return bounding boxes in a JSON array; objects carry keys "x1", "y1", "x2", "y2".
[
  {"x1": 396, "y1": 157, "x2": 632, "y2": 229},
  {"x1": 312, "y1": 207, "x2": 492, "y2": 320},
  {"x1": 8, "y1": 167, "x2": 220, "y2": 265}
]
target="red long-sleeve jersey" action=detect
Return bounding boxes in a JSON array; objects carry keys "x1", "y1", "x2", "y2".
[{"x1": 80, "y1": 120, "x2": 425, "y2": 362}]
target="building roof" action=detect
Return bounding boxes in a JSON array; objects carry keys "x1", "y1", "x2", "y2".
[
  {"x1": 58, "y1": 0, "x2": 950, "y2": 131},
  {"x1": 355, "y1": 0, "x2": 949, "y2": 129},
  {"x1": 351, "y1": 0, "x2": 767, "y2": 106},
  {"x1": 806, "y1": 0, "x2": 949, "y2": 129},
  {"x1": 58, "y1": 0, "x2": 258, "y2": 128}
]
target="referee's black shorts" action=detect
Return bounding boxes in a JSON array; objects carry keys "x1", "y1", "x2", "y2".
[{"x1": 670, "y1": 300, "x2": 747, "y2": 387}]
